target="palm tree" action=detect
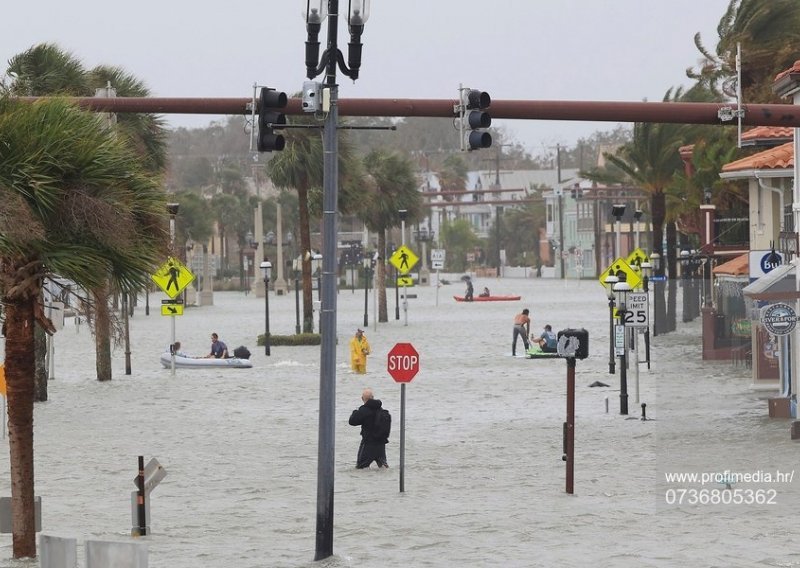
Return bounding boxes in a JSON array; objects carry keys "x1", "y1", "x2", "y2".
[
  {"x1": 268, "y1": 110, "x2": 363, "y2": 332},
  {"x1": 360, "y1": 150, "x2": 422, "y2": 322},
  {"x1": 0, "y1": 96, "x2": 168, "y2": 558},
  {"x1": 6, "y1": 44, "x2": 168, "y2": 382},
  {"x1": 688, "y1": 0, "x2": 800, "y2": 104}
]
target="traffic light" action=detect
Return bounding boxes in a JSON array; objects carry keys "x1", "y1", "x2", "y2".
[
  {"x1": 458, "y1": 87, "x2": 492, "y2": 151},
  {"x1": 257, "y1": 87, "x2": 288, "y2": 152}
]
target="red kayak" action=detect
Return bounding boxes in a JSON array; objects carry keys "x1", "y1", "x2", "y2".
[{"x1": 453, "y1": 295, "x2": 521, "y2": 302}]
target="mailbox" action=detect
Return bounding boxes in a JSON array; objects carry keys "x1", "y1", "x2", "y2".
[{"x1": 557, "y1": 328, "x2": 589, "y2": 360}]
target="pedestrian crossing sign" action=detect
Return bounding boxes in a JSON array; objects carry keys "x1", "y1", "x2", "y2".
[
  {"x1": 626, "y1": 248, "x2": 650, "y2": 272},
  {"x1": 599, "y1": 257, "x2": 642, "y2": 291},
  {"x1": 389, "y1": 245, "x2": 418, "y2": 275},
  {"x1": 152, "y1": 256, "x2": 195, "y2": 299}
]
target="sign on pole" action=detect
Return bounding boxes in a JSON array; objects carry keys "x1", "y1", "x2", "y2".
[
  {"x1": 389, "y1": 246, "x2": 419, "y2": 275},
  {"x1": 599, "y1": 257, "x2": 642, "y2": 291},
  {"x1": 623, "y1": 293, "x2": 649, "y2": 328},
  {"x1": 761, "y1": 302, "x2": 798, "y2": 336},
  {"x1": 152, "y1": 257, "x2": 195, "y2": 299},
  {"x1": 387, "y1": 343, "x2": 420, "y2": 382}
]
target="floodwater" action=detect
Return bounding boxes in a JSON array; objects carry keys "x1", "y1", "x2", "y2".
[{"x1": 1, "y1": 275, "x2": 798, "y2": 568}]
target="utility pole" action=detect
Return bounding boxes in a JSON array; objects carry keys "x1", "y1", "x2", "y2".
[{"x1": 557, "y1": 144, "x2": 565, "y2": 280}]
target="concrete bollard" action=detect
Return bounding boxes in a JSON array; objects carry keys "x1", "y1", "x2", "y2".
[
  {"x1": 40, "y1": 534, "x2": 77, "y2": 568},
  {"x1": 85, "y1": 540, "x2": 148, "y2": 568}
]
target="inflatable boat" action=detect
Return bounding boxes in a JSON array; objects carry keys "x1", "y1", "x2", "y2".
[
  {"x1": 453, "y1": 295, "x2": 521, "y2": 302},
  {"x1": 159, "y1": 353, "x2": 253, "y2": 369}
]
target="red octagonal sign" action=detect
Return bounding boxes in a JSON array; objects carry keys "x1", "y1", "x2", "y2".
[{"x1": 387, "y1": 342, "x2": 419, "y2": 383}]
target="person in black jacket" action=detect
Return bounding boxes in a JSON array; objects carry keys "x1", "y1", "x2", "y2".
[{"x1": 348, "y1": 388, "x2": 389, "y2": 469}]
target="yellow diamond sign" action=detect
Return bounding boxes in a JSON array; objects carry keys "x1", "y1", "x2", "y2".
[
  {"x1": 389, "y1": 245, "x2": 419, "y2": 275},
  {"x1": 152, "y1": 257, "x2": 195, "y2": 299},
  {"x1": 599, "y1": 257, "x2": 642, "y2": 291}
]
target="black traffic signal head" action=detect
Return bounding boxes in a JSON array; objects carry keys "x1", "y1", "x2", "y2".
[
  {"x1": 257, "y1": 87, "x2": 288, "y2": 152},
  {"x1": 459, "y1": 87, "x2": 492, "y2": 151}
]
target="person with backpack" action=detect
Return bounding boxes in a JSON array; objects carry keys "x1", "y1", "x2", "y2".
[{"x1": 348, "y1": 388, "x2": 390, "y2": 469}]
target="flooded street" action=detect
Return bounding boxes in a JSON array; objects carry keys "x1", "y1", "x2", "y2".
[{"x1": 1, "y1": 275, "x2": 797, "y2": 567}]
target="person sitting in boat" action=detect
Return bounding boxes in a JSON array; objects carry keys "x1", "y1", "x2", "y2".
[
  {"x1": 478, "y1": 287, "x2": 490, "y2": 298},
  {"x1": 205, "y1": 333, "x2": 229, "y2": 359},
  {"x1": 167, "y1": 341, "x2": 192, "y2": 358},
  {"x1": 532, "y1": 324, "x2": 558, "y2": 353}
]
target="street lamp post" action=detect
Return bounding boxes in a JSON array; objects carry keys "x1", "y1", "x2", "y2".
[
  {"x1": 399, "y1": 209, "x2": 408, "y2": 326},
  {"x1": 167, "y1": 203, "x2": 179, "y2": 376},
  {"x1": 613, "y1": 275, "x2": 632, "y2": 415},
  {"x1": 363, "y1": 255, "x2": 370, "y2": 327},
  {"x1": 640, "y1": 260, "x2": 652, "y2": 369},
  {"x1": 650, "y1": 252, "x2": 661, "y2": 337},
  {"x1": 604, "y1": 274, "x2": 618, "y2": 374},
  {"x1": 293, "y1": 261, "x2": 301, "y2": 335},
  {"x1": 611, "y1": 204, "x2": 626, "y2": 259},
  {"x1": 260, "y1": 260, "x2": 272, "y2": 356},
  {"x1": 303, "y1": 0, "x2": 370, "y2": 559}
]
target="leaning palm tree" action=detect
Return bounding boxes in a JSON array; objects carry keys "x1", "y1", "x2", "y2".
[
  {"x1": 360, "y1": 150, "x2": 423, "y2": 322},
  {"x1": 6, "y1": 44, "x2": 168, "y2": 382},
  {"x1": 0, "y1": 96, "x2": 168, "y2": 559},
  {"x1": 688, "y1": 0, "x2": 800, "y2": 104}
]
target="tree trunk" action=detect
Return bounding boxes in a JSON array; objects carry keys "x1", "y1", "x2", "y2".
[
  {"x1": 377, "y1": 229, "x2": 388, "y2": 322},
  {"x1": 94, "y1": 284, "x2": 112, "y2": 381},
  {"x1": 666, "y1": 221, "x2": 678, "y2": 333},
  {"x1": 298, "y1": 186, "x2": 314, "y2": 333},
  {"x1": 651, "y1": 191, "x2": 666, "y2": 275},
  {"x1": 34, "y1": 323, "x2": 48, "y2": 402},
  {"x1": 4, "y1": 296, "x2": 38, "y2": 559}
]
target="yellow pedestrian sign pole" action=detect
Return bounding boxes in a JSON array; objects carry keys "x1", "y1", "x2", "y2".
[{"x1": 152, "y1": 257, "x2": 195, "y2": 375}]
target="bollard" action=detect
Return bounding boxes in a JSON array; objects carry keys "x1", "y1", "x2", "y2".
[
  {"x1": 605, "y1": 396, "x2": 609, "y2": 414},
  {"x1": 641, "y1": 402, "x2": 647, "y2": 421}
]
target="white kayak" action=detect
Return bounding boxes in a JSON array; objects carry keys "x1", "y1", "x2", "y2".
[{"x1": 159, "y1": 353, "x2": 253, "y2": 369}]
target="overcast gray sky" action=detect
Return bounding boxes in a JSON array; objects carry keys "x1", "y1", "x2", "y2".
[{"x1": 3, "y1": 0, "x2": 731, "y2": 154}]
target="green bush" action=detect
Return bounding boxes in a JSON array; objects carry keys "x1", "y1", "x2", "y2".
[{"x1": 257, "y1": 333, "x2": 321, "y2": 346}]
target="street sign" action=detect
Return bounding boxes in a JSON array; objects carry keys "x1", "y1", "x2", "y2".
[
  {"x1": 397, "y1": 275, "x2": 415, "y2": 287},
  {"x1": 431, "y1": 249, "x2": 446, "y2": 262},
  {"x1": 389, "y1": 245, "x2": 419, "y2": 275},
  {"x1": 623, "y1": 292, "x2": 649, "y2": 328},
  {"x1": 431, "y1": 260, "x2": 444, "y2": 270},
  {"x1": 614, "y1": 324, "x2": 625, "y2": 356},
  {"x1": 599, "y1": 257, "x2": 642, "y2": 291},
  {"x1": 626, "y1": 248, "x2": 650, "y2": 272},
  {"x1": 761, "y1": 302, "x2": 798, "y2": 336},
  {"x1": 387, "y1": 342, "x2": 420, "y2": 383},
  {"x1": 152, "y1": 257, "x2": 195, "y2": 299},
  {"x1": 161, "y1": 304, "x2": 184, "y2": 316}
]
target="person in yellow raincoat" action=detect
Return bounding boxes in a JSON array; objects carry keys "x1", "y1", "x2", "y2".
[{"x1": 350, "y1": 328, "x2": 371, "y2": 374}]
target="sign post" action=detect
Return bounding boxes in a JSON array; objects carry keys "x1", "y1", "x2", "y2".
[
  {"x1": 388, "y1": 342, "x2": 420, "y2": 493},
  {"x1": 431, "y1": 249, "x2": 445, "y2": 306},
  {"x1": 152, "y1": 257, "x2": 195, "y2": 375}
]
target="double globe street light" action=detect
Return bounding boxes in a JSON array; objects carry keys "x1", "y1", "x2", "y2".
[{"x1": 303, "y1": 0, "x2": 370, "y2": 561}]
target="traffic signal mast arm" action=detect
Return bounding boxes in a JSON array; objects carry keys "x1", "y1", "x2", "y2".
[{"x1": 41, "y1": 96, "x2": 800, "y2": 127}]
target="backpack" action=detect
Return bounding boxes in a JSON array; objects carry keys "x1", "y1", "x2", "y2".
[
  {"x1": 372, "y1": 408, "x2": 391, "y2": 442},
  {"x1": 233, "y1": 345, "x2": 251, "y2": 359}
]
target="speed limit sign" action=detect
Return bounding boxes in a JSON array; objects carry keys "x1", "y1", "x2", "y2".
[{"x1": 623, "y1": 293, "x2": 649, "y2": 328}]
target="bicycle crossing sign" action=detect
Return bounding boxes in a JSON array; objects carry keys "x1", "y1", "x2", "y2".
[
  {"x1": 152, "y1": 257, "x2": 195, "y2": 299},
  {"x1": 389, "y1": 245, "x2": 418, "y2": 275}
]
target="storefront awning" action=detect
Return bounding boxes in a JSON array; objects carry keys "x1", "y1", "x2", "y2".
[{"x1": 742, "y1": 262, "x2": 800, "y2": 301}]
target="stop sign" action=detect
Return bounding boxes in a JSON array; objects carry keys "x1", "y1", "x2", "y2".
[{"x1": 387, "y1": 342, "x2": 420, "y2": 383}]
